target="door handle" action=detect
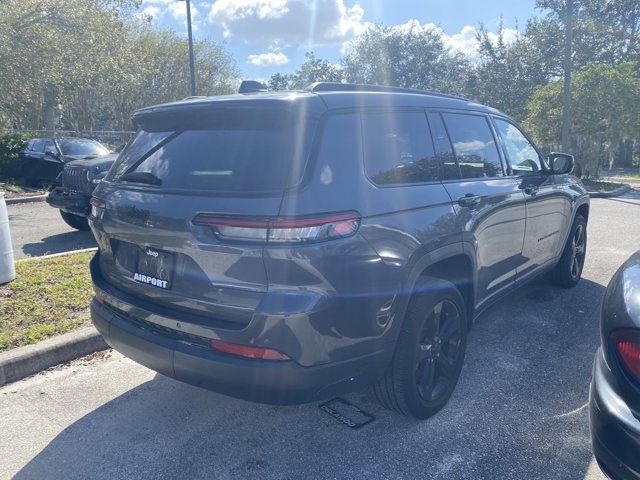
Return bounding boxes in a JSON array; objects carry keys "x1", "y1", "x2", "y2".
[
  {"x1": 457, "y1": 193, "x2": 481, "y2": 208},
  {"x1": 523, "y1": 186, "x2": 539, "y2": 196}
]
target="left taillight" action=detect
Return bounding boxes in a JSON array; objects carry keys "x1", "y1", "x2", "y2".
[
  {"x1": 611, "y1": 329, "x2": 640, "y2": 382},
  {"x1": 193, "y1": 212, "x2": 361, "y2": 244},
  {"x1": 90, "y1": 197, "x2": 105, "y2": 219}
]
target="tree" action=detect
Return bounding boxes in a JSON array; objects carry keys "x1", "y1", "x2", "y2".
[
  {"x1": 268, "y1": 52, "x2": 343, "y2": 90},
  {"x1": 341, "y1": 23, "x2": 472, "y2": 96},
  {"x1": 0, "y1": 0, "x2": 237, "y2": 131},
  {"x1": 525, "y1": 63, "x2": 640, "y2": 177},
  {"x1": 471, "y1": 23, "x2": 550, "y2": 121}
]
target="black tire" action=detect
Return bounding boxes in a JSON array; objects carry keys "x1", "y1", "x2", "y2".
[
  {"x1": 551, "y1": 214, "x2": 587, "y2": 288},
  {"x1": 373, "y1": 278, "x2": 468, "y2": 419},
  {"x1": 59, "y1": 210, "x2": 90, "y2": 231}
]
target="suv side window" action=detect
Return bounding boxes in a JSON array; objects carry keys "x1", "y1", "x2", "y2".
[
  {"x1": 362, "y1": 111, "x2": 440, "y2": 186},
  {"x1": 442, "y1": 113, "x2": 504, "y2": 179},
  {"x1": 25, "y1": 139, "x2": 35, "y2": 151},
  {"x1": 493, "y1": 118, "x2": 542, "y2": 175},
  {"x1": 428, "y1": 112, "x2": 459, "y2": 180}
]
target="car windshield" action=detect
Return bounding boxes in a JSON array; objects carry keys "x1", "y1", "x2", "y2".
[{"x1": 58, "y1": 139, "x2": 109, "y2": 156}]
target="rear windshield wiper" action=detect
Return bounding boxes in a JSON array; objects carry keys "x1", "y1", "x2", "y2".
[{"x1": 119, "y1": 171, "x2": 162, "y2": 186}]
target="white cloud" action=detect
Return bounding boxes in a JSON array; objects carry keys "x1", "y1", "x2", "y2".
[
  {"x1": 347, "y1": 19, "x2": 519, "y2": 61},
  {"x1": 136, "y1": 5, "x2": 161, "y2": 20},
  {"x1": 208, "y1": 0, "x2": 366, "y2": 46},
  {"x1": 248, "y1": 51, "x2": 290, "y2": 66},
  {"x1": 138, "y1": 0, "x2": 202, "y2": 30},
  {"x1": 444, "y1": 24, "x2": 518, "y2": 59},
  {"x1": 443, "y1": 25, "x2": 479, "y2": 57}
]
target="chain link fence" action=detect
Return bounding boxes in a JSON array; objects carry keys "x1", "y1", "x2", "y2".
[{"x1": 0, "y1": 130, "x2": 136, "y2": 149}]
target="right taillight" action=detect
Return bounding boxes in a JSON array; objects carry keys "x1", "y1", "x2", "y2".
[
  {"x1": 193, "y1": 212, "x2": 361, "y2": 244},
  {"x1": 611, "y1": 330, "x2": 640, "y2": 381}
]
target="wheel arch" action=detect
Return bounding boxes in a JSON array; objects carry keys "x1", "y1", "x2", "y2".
[
  {"x1": 391, "y1": 243, "x2": 477, "y2": 339},
  {"x1": 576, "y1": 201, "x2": 589, "y2": 222}
]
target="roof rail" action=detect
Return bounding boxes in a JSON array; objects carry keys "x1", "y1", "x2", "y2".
[{"x1": 306, "y1": 82, "x2": 470, "y2": 101}]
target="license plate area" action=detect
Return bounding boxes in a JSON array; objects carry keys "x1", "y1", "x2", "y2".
[{"x1": 133, "y1": 247, "x2": 175, "y2": 290}]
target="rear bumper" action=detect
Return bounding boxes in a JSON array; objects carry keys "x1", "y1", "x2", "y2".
[
  {"x1": 89, "y1": 252, "x2": 394, "y2": 405},
  {"x1": 589, "y1": 348, "x2": 640, "y2": 479},
  {"x1": 92, "y1": 298, "x2": 387, "y2": 404},
  {"x1": 46, "y1": 187, "x2": 91, "y2": 216}
]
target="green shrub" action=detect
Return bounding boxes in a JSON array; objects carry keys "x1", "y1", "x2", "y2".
[{"x1": 0, "y1": 132, "x2": 32, "y2": 181}]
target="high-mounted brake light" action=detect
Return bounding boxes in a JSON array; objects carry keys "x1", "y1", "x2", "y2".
[
  {"x1": 90, "y1": 197, "x2": 106, "y2": 218},
  {"x1": 611, "y1": 330, "x2": 640, "y2": 382},
  {"x1": 210, "y1": 340, "x2": 290, "y2": 361},
  {"x1": 193, "y1": 212, "x2": 361, "y2": 244}
]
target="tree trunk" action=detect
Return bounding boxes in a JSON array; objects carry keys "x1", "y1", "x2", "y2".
[
  {"x1": 42, "y1": 82, "x2": 59, "y2": 133},
  {"x1": 561, "y1": 0, "x2": 573, "y2": 152}
]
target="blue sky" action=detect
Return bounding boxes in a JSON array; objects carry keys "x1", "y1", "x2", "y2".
[{"x1": 137, "y1": 0, "x2": 538, "y2": 80}]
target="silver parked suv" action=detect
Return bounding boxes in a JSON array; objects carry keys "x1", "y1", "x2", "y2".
[{"x1": 89, "y1": 83, "x2": 589, "y2": 419}]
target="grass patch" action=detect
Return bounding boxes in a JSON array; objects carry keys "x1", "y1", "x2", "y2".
[
  {"x1": 582, "y1": 179, "x2": 625, "y2": 192},
  {"x1": 0, "y1": 181, "x2": 45, "y2": 199},
  {"x1": 0, "y1": 251, "x2": 94, "y2": 352}
]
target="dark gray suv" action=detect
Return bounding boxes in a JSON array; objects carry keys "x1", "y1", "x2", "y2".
[{"x1": 89, "y1": 83, "x2": 589, "y2": 419}]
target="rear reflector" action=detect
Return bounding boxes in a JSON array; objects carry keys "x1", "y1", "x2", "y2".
[
  {"x1": 193, "y1": 212, "x2": 360, "y2": 244},
  {"x1": 210, "y1": 340, "x2": 290, "y2": 361}
]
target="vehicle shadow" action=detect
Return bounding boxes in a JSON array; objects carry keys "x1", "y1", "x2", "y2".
[
  {"x1": 12, "y1": 277, "x2": 605, "y2": 480},
  {"x1": 21, "y1": 231, "x2": 97, "y2": 257}
]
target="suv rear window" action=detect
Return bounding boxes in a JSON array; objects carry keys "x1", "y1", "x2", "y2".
[{"x1": 109, "y1": 109, "x2": 316, "y2": 195}]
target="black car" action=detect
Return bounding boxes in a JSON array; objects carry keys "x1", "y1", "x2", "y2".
[
  {"x1": 590, "y1": 251, "x2": 640, "y2": 479},
  {"x1": 46, "y1": 153, "x2": 117, "y2": 230},
  {"x1": 21, "y1": 137, "x2": 111, "y2": 186},
  {"x1": 89, "y1": 82, "x2": 589, "y2": 418}
]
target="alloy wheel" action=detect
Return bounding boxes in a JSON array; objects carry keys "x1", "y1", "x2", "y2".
[
  {"x1": 570, "y1": 223, "x2": 586, "y2": 279},
  {"x1": 415, "y1": 299, "x2": 464, "y2": 402}
]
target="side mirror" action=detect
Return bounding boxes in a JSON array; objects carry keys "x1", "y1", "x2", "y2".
[
  {"x1": 44, "y1": 148, "x2": 60, "y2": 160},
  {"x1": 547, "y1": 152, "x2": 574, "y2": 175}
]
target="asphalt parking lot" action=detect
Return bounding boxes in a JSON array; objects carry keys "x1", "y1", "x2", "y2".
[
  {"x1": 1, "y1": 192, "x2": 639, "y2": 480},
  {"x1": 7, "y1": 201, "x2": 96, "y2": 259}
]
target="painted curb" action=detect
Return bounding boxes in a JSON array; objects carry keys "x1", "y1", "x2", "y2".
[
  {"x1": 5, "y1": 194, "x2": 47, "y2": 205},
  {"x1": 0, "y1": 326, "x2": 108, "y2": 387},
  {"x1": 588, "y1": 184, "x2": 632, "y2": 198}
]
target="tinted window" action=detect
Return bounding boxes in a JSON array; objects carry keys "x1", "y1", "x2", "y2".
[
  {"x1": 442, "y1": 113, "x2": 504, "y2": 179},
  {"x1": 429, "y1": 113, "x2": 459, "y2": 180},
  {"x1": 44, "y1": 140, "x2": 56, "y2": 153},
  {"x1": 112, "y1": 111, "x2": 316, "y2": 194},
  {"x1": 31, "y1": 139, "x2": 45, "y2": 153},
  {"x1": 362, "y1": 111, "x2": 440, "y2": 185},
  {"x1": 108, "y1": 131, "x2": 172, "y2": 179},
  {"x1": 493, "y1": 118, "x2": 542, "y2": 175},
  {"x1": 58, "y1": 139, "x2": 109, "y2": 156}
]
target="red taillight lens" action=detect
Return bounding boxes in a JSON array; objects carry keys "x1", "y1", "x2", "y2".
[
  {"x1": 617, "y1": 341, "x2": 640, "y2": 380},
  {"x1": 193, "y1": 212, "x2": 361, "y2": 244},
  {"x1": 612, "y1": 330, "x2": 640, "y2": 381},
  {"x1": 90, "y1": 197, "x2": 106, "y2": 218},
  {"x1": 210, "y1": 340, "x2": 289, "y2": 361}
]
